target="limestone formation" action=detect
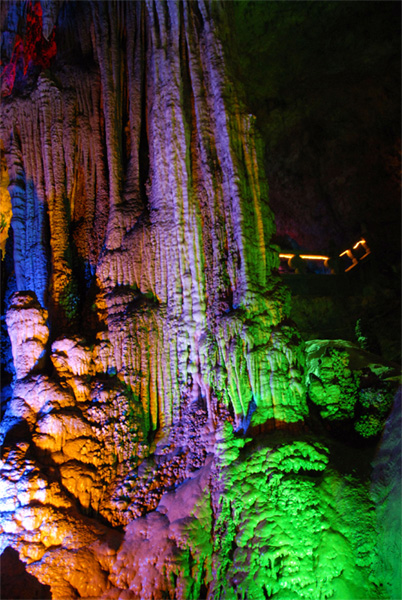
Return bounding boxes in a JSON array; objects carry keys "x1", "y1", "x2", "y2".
[
  {"x1": 5, "y1": 292, "x2": 49, "y2": 379},
  {"x1": 0, "y1": 1, "x2": 400, "y2": 599}
]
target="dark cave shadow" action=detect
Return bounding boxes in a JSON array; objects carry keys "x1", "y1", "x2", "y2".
[{"x1": 0, "y1": 546, "x2": 52, "y2": 600}]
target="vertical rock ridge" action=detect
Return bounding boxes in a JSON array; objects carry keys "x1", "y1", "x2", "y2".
[{"x1": 37, "y1": 75, "x2": 74, "y2": 322}]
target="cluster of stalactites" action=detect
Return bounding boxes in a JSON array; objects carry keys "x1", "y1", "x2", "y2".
[
  {"x1": 1, "y1": 0, "x2": 307, "y2": 428},
  {"x1": 1, "y1": 2, "x2": 275, "y2": 305},
  {"x1": 1, "y1": 67, "x2": 109, "y2": 321}
]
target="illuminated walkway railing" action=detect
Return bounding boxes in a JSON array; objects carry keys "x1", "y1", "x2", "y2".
[{"x1": 279, "y1": 239, "x2": 371, "y2": 274}]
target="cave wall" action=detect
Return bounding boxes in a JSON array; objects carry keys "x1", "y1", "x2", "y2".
[
  {"x1": 227, "y1": 1, "x2": 401, "y2": 256},
  {"x1": 224, "y1": 1, "x2": 401, "y2": 360},
  {"x1": 0, "y1": 2, "x2": 400, "y2": 599}
]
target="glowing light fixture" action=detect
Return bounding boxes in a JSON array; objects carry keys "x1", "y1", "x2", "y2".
[
  {"x1": 339, "y1": 249, "x2": 358, "y2": 271},
  {"x1": 279, "y1": 254, "x2": 330, "y2": 261},
  {"x1": 299, "y1": 254, "x2": 330, "y2": 261},
  {"x1": 352, "y1": 238, "x2": 371, "y2": 259},
  {"x1": 279, "y1": 238, "x2": 371, "y2": 273}
]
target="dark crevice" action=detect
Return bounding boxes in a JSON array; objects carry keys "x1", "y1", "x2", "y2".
[
  {"x1": 263, "y1": 585, "x2": 272, "y2": 599},
  {"x1": 0, "y1": 547, "x2": 52, "y2": 600},
  {"x1": 192, "y1": 1, "x2": 204, "y2": 34},
  {"x1": 199, "y1": 580, "x2": 209, "y2": 599},
  {"x1": 152, "y1": 1, "x2": 161, "y2": 49},
  {"x1": 139, "y1": 4, "x2": 150, "y2": 215},
  {"x1": 164, "y1": 2, "x2": 172, "y2": 44}
]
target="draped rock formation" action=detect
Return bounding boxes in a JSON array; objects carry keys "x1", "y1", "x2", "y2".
[{"x1": 0, "y1": 2, "x2": 400, "y2": 599}]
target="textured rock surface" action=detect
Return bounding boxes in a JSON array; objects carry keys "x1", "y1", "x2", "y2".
[
  {"x1": 0, "y1": 1, "x2": 400, "y2": 599},
  {"x1": 5, "y1": 291, "x2": 49, "y2": 379}
]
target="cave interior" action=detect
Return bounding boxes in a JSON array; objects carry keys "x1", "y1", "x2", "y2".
[{"x1": 0, "y1": 1, "x2": 401, "y2": 599}]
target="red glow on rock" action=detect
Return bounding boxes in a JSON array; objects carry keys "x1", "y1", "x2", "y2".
[
  {"x1": 23, "y1": 1, "x2": 57, "y2": 74},
  {"x1": 0, "y1": 1, "x2": 57, "y2": 96},
  {"x1": 0, "y1": 36, "x2": 23, "y2": 96}
]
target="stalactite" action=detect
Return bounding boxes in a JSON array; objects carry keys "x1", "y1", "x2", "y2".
[{"x1": 3, "y1": 126, "x2": 49, "y2": 306}]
